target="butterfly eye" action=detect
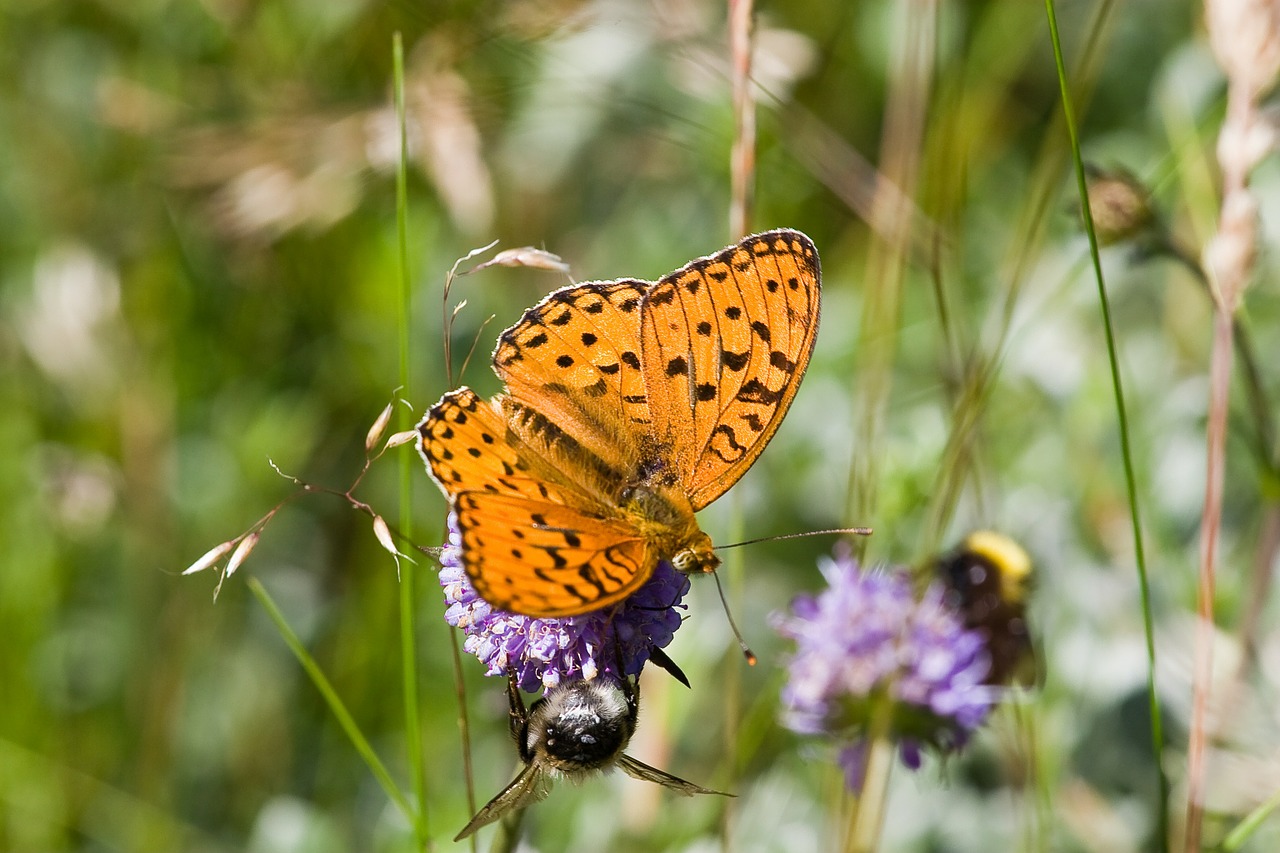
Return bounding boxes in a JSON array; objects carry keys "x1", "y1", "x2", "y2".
[{"x1": 671, "y1": 549, "x2": 698, "y2": 573}]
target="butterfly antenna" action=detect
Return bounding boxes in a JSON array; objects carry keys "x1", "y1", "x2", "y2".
[
  {"x1": 712, "y1": 571, "x2": 758, "y2": 666},
  {"x1": 714, "y1": 526, "x2": 873, "y2": 552}
]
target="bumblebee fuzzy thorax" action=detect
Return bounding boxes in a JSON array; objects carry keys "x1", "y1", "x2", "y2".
[{"x1": 525, "y1": 679, "x2": 633, "y2": 777}]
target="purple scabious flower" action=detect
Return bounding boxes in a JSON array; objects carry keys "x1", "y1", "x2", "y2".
[
  {"x1": 773, "y1": 550, "x2": 995, "y2": 787},
  {"x1": 439, "y1": 514, "x2": 689, "y2": 693}
]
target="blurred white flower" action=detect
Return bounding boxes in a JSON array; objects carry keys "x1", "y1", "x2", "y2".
[{"x1": 18, "y1": 243, "x2": 121, "y2": 394}]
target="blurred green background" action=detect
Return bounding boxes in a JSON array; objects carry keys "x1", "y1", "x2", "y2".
[{"x1": 3, "y1": 0, "x2": 1279, "y2": 850}]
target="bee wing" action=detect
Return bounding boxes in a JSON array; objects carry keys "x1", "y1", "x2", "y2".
[
  {"x1": 616, "y1": 754, "x2": 732, "y2": 797},
  {"x1": 453, "y1": 765, "x2": 554, "y2": 841}
]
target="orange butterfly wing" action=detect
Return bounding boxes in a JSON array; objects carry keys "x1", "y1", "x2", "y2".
[
  {"x1": 492, "y1": 279, "x2": 652, "y2": 472},
  {"x1": 454, "y1": 491, "x2": 651, "y2": 616},
  {"x1": 420, "y1": 229, "x2": 821, "y2": 616},
  {"x1": 419, "y1": 388, "x2": 579, "y2": 507},
  {"x1": 640, "y1": 229, "x2": 820, "y2": 510},
  {"x1": 420, "y1": 388, "x2": 659, "y2": 616}
]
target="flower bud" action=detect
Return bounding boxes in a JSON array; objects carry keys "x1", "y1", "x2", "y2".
[
  {"x1": 225, "y1": 533, "x2": 259, "y2": 578},
  {"x1": 383, "y1": 429, "x2": 420, "y2": 451},
  {"x1": 468, "y1": 247, "x2": 571, "y2": 275},
  {"x1": 1083, "y1": 165, "x2": 1155, "y2": 246},
  {"x1": 365, "y1": 402, "x2": 394, "y2": 452},
  {"x1": 183, "y1": 540, "x2": 235, "y2": 575}
]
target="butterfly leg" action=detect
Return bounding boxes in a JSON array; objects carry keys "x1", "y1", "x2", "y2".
[
  {"x1": 505, "y1": 669, "x2": 534, "y2": 762},
  {"x1": 602, "y1": 637, "x2": 644, "y2": 734}
]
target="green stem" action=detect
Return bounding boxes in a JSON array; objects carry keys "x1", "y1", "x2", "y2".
[
  {"x1": 1222, "y1": 781, "x2": 1280, "y2": 851},
  {"x1": 247, "y1": 577, "x2": 415, "y2": 824},
  {"x1": 392, "y1": 32, "x2": 429, "y2": 844},
  {"x1": 1043, "y1": 2, "x2": 1168, "y2": 850}
]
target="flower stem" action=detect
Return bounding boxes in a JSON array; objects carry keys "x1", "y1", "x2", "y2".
[{"x1": 845, "y1": 696, "x2": 894, "y2": 853}]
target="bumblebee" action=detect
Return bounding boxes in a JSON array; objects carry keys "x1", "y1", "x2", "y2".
[
  {"x1": 455, "y1": 665, "x2": 726, "y2": 840},
  {"x1": 936, "y1": 531, "x2": 1035, "y2": 687}
]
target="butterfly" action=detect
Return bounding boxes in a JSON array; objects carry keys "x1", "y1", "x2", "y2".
[{"x1": 418, "y1": 229, "x2": 821, "y2": 617}]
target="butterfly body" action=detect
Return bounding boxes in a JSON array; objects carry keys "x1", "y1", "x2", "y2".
[
  {"x1": 615, "y1": 484, "x2": 717, "y2": 576},
  {"x1": 420, "y1": 229, "x2": 820, "y2": 617}
]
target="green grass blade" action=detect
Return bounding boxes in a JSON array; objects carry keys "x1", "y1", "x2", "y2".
[
  {"x1": 1043, "y1": 2, "x2": 1168, "y2": 850},
  {"x1": 1222, "y1": 784, "x2": 1280, "y2": 851},
  {"x1": 247, "y1": 577, "x2": 415, "y2": 825},
  {"x1": 392, "y1": 32, "x2": 430, "y2": 844}
]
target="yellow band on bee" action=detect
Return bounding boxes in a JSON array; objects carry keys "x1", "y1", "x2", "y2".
[{"x1": 963, "y1": 530, "x2": 1032, "y2": 604}]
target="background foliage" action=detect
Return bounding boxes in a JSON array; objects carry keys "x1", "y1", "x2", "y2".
[{"x1": 3, "y1": 0, "x2": 1279, "y2": 851}]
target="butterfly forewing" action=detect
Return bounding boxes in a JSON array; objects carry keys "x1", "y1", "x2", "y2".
[
  {"x1": 640, "y1": 229, "x2": 820, "y2": 510},
  {"x1": 455, "y1": 491, "x2": 653, "y2": 616},
  {"x1": 493, "y1": 280, "x2": 653, "y2": 469},
  {"x1": 419, "y1": 388, "x2": 589, "y2": 508}
]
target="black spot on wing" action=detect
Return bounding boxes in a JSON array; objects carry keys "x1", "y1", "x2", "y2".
[
  {"x1": 722, "y1": 349, "x2": 749, "y2": 371},
  {"x1": 710, "y1": 423, "x2": 747, "y2": 460},
  {"x1": 738, "y1": 378, "x2": 784, "y2": 405}
]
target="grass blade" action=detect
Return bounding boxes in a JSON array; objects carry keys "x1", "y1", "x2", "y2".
[
  {"x1": 392, "y1": 32, "x2": 430, "y2": 844},
  {"x1": 1043, "y1": 2, "x2": 1168, "y2": 850},
  {"x1": 247, "y1": 577, "x2": 415, "y2": 825}
]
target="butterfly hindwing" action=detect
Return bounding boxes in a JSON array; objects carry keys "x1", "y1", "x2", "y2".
[
  {"x1": 640, "y1": 229, "x2": 820, "y2": 510},
  {"x1": 454, "y1": 491, "x2": 653, "y2": 617}
]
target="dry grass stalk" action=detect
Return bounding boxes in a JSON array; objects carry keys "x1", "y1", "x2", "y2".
[{"x1": 1186, "y1": 1, "x2": 1280, "y2": 850}]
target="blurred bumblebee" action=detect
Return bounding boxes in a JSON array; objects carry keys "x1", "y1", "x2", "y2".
[
  {"x1": 455, "y1": 664, "x2": 726, "y2": 840},
  {"x1": 936, "y1": 531, "x2": 1037, "y2": 687}
]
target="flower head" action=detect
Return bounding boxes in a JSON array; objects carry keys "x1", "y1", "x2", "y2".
[
  {"x1": 439, "y1": 514, "x2": 689, "y2": 692},
  {"x1": 773, "y1": 550, "x2": 995, "y2": 786}
]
